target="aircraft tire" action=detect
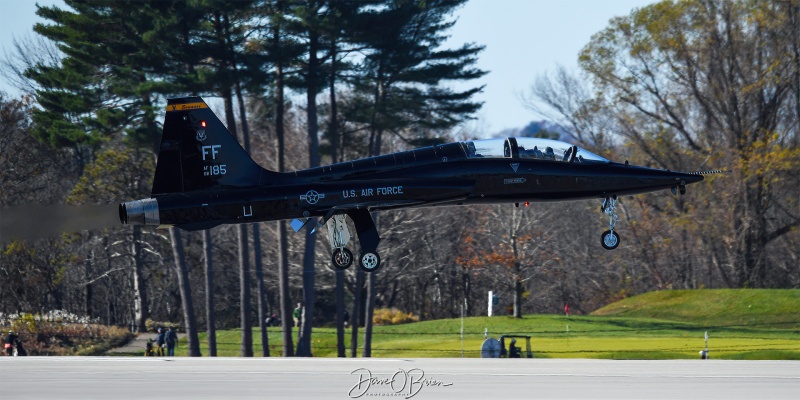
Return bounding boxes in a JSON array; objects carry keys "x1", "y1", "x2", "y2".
[
  {"x1": 332, "y1": 248, "x2": 353, "y2": 270},
  {"x1": 601, "y1": 230, "x2": 620, "y2": 250},
  {"x1": 359, "y1": 252, "x2": 381, "y2": 273}
]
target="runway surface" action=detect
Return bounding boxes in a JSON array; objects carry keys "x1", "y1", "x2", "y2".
[{"x1": 1, "y1": 357, "x2": 798, "y2": 399}]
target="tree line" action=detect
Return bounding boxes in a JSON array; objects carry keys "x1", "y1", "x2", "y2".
[{"x1": 1, "y1": 0, "x2": 797, "y2": 358}]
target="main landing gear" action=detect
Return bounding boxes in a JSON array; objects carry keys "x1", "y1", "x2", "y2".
[
  {"x1": 323, "y1": 212, "x2": 382, "y2": 272},
  {"x1": 600, "y1": 195, "x2": 620, "y2": 250},
  {"x1": 332, "y1": 248, "x2": 354, "y2": 269},
  {"x1": 359, "y1": 252, "x2": 381, "y2": 272},
  {"x1": 328, "y1": 215, "x2": 353, "y2": 270}
]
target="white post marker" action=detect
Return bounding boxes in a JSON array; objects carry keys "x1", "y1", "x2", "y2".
[
  {"x1": 700, "y1": 331, "x2": 709, "y2": 359},
  {"x1": 460, "y1": 298, "x2": 465, "y2": 358},
  {"x1": 488, "y1": 291, "x2": 493, "y2": 317}
]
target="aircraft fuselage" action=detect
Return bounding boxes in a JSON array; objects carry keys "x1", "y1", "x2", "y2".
[
  {"x1": 143, "y1": 142, "x2": 700, "y2": 231},
  {"x1": 119, "y1": 97, "x2": 711, "y2": 270}
]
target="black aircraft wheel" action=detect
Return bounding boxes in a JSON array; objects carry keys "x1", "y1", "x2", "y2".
[
  {"x1": 331, "y1": 248, "x2": 353, "y2": 270},
  {"x1": 601, "y1": 230, "x2": 620, "y2": 250},
  {"x1": 359, "y1": 252, "x2": 381, "y2": 273}
]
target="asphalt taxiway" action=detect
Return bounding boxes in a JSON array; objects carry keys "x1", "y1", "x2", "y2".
[{"x1": 1, "y1": 357, "x2": 797, "y2": 399}]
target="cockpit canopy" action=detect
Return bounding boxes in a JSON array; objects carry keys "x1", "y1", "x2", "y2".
[{"x1": 464, "y1": 137, "x2": 609, "y2": 163}]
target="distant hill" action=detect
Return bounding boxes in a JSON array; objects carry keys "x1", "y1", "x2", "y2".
[{"x1": 591, "y1": 289, "x2": 800, "y2": 328}]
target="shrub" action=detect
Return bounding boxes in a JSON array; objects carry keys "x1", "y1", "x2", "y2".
[
  {"x1": 145, "y1": 319, "x2": 183, "y2": 333},
  {"x1": 373, "y1": 308, "x2": 419, "y2": 326},
  {"x1": 0, "y1": 310, "x2": 132, "y2": 356}
]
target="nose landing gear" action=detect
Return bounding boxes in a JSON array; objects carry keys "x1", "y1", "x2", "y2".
[
  {"x1": 601, "y1": 230, "x2": 620, "y2": 250},
  {"x1": 600, "y1": 195, "x2": 620, "y2": 250}
]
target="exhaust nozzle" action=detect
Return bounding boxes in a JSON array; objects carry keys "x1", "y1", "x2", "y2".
[{"x1": 119, "y1": 199, "x2": 160, "y2": 226}]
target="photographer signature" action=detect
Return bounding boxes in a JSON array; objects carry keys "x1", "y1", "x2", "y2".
[{"x1": 348, "y1": 368, "x2": 453, "y2": 398}]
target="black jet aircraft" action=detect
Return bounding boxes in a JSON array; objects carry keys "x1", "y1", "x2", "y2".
[{"x1": 120, "y1": 97, "x2": 714, "y2": 272}]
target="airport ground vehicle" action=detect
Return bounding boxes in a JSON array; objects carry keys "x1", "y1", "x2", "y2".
[{"x1": 481, "y1": 334, "x2": 533, "y2": 358}]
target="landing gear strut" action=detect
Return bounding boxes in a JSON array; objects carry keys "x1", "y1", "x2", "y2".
[
  {"x1": 348, "y1": 209, "x2": 382, "y2": 273},
  {"x1": 322, "y1": 210, "x2": 383, "y2": 272},
  {"x1": 601, "y1": 195, "x2": 620, "y2": 250},
  {"x1": 327, "y1": 215, "x2": 354, "y2": 270}
]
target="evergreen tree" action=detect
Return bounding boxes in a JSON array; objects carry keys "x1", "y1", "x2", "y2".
[
  {"x1": 29, "y1": 1, "x2": 199, "y2": 157},
  {"x1": 288, "y1": 0, "x2": 328, "y2": 358},
  {"x1": 347, "y1": 0, "x2": 485, "y2": 155},
  {"x1": 346, "y1": 0, "x2": 485, "y2": 356},
  {"x1": 254, "y1": 0, "x2": 307, "y2": 357},
  {"x1": 28, "y1": 0, "x2": 175, "y2": 336},
  {"x1": 29, "y1": 0, "x2": 213, "y2": 357}
]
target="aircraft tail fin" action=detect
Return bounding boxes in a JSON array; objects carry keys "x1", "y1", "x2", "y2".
[{"x1": 151, "y1": 97, "x2": 273, "y2": 196}]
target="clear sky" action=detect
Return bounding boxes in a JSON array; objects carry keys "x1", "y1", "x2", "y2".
[
  {"x1": 0, "y1": 0, "x2": 656, "y2": 135},
  {"x1": 445, "y1": 0, "x2": 656, "y2": 135}
]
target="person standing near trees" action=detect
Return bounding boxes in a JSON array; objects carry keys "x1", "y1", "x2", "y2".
[
  {"x1": 155, "y1": 327, "x2": 165, "y2": 356},
  {"x1": 4, "y1": 331, "x2": 19, "y2": 356},
  {"x1": 293, "y1": 303, "x2": 303, "y2": 328},
  {"x1": 165, "y1": 327, "x2": 178, "y2": 357}
]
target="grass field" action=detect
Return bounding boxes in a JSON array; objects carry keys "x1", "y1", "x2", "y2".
[
  {"x1": 165, "y1": 289, "x2": 800, "y2": 360},
  {"x1": 592, "y1": 289, "x2": 800, "y2": 328}
]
